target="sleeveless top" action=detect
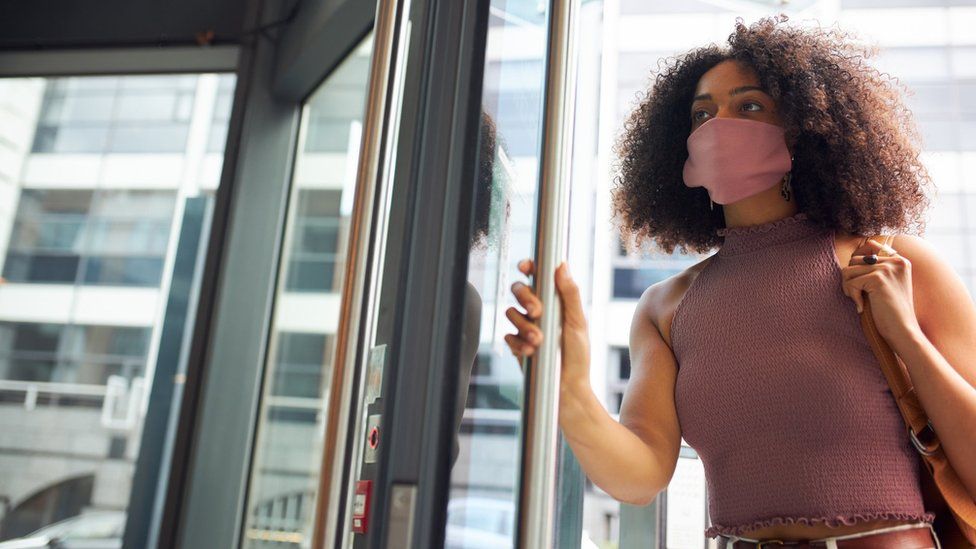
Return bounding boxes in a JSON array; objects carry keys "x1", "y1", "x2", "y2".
[{"x1": 670, "y1": 211, "x2": 935, "y2": 539}]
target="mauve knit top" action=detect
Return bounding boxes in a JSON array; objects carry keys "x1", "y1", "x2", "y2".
[{"x1": 670, "y1": 211, "x2": 935, "y2": 539}]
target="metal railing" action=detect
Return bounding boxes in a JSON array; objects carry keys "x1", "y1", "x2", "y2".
[{"x1": 0, "y1": 375, "x2": 145, "y2": 430}]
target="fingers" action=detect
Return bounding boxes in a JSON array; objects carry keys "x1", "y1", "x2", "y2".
[
  {"x1": 853, "y1": 237, "x2": 897, "y2": 257},
  {"x1": 840, "y1": 269, "x2": 881, "y2": 314},
  {"x1": 508, "y1": 259, "x2": 541, "y2": 360},
  {"x1": 848, "y1": 254, "x2": 898, "y2": 268},
  {"x1": 504, "y1": 333, "x2": 535, "y2": 357},
  {"x1": 508, "y1": 259, "x2": 588, "y2": 361},
  {"x1": 554, "y1": 262, "x2": 586, "y2": 329},
  {"x1": 511, "y1": 281, "x2": 541, "y2": 319},
  {"x1": 506, "y1": 306, "x2": 542, "y2": 345}
]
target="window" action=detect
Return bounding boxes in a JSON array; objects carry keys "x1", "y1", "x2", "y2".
[
  {"x1": 284, "y1": 189, "x2": 343, "y2": 292},
  {"x1": 0, "y1": 322, "x2": 150, "y2": 385},
  {"x1": 31, "y1": 76, "x2": 196, "y2": 154},
  {"x1": 606, "y1": 347, "x2": 631, "y2": 414},
  {"x1": 0, "y1": 72, "x2": 234, "y2": 542},
  {"x1": 242, "y1": 34, "x2": 374, "y2": 548},
  {"x1": 271, "y1": 332, "x2": 329, "y2": 399},
  {"x1": 611, "y1": 235, "x2": 701, "y2": 300},
  {"x1": 3, "y1": 189, "x2": 176, "y2": 287},
  {"x1": 207, "y1": 74, "x2": 236, "y2": 153}
]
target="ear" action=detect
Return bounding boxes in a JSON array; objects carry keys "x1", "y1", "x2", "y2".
[{"x1": 783, "y1": 128, "x2": 798, "y2": 157}]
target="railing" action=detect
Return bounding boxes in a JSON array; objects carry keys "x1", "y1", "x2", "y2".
[
  {"x1": 244, "y1": 489, "x2": 316, "y2": 548},
  {"x1": 0, "y1": 375, "x2": 145, "y2": 430}
]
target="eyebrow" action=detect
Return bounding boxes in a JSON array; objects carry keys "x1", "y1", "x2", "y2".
[{"x1": 692, "y1": 86, "x2": 767, "y2": 102}]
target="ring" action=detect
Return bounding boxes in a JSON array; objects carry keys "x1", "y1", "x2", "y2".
[{"x1": 864, "y1": 254, "x2": 878, "y2": 265}]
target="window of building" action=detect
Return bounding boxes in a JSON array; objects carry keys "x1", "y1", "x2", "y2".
[
  {"x1": 31, "y1": 76, "x2": 196, "y2": 154},
  {"x1": 0, "y1": 322, "x2": 150, "y2": 385},
  {"x1": 3, "y1": 189, "x2": 176, "y2": 287},
  {"x1": 270, "y1": 332, "x2": 329, "y2": 400},
  {"x1": 207, "y1": 74, "x2": 236, "y2": 153},
  {"x1": 284, "y1": 189, "x2": 343, "y2": 293},
  {"x1": 611, "y1": 235, "x2": 697, "y2": 300},
  {"x1": 606, "y1": 347, "x2": 631, "y2": 415}
]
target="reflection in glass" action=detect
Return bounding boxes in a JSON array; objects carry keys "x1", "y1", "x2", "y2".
[
  {"x1": 446, "y1": 3, "x2": 549, "y2": 548},
  {"x1": 242, "y1": 34, "x2": 374, "y2": 549},
  {"x1": 0, "y1": 73, "x2": 233, "y2": 543}
]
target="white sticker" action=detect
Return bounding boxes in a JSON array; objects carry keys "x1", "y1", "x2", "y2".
[{"x1": 365, "y1": 344, "x2": 387, "y2": 405}]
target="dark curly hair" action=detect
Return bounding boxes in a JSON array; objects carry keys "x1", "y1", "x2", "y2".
[
  {"x1": 470, "y1": 109, "x2": 510, "y2": 251},
  {"x1": 611, "y1": 14, "x2": 933, "y2": 255}
]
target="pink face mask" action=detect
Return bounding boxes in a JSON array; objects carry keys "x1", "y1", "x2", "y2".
[{"x1": 682, "y1": 117, "x2": 792, "y2": 205}]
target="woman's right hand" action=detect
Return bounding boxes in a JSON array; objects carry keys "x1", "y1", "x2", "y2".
[{"x1": 504, "y1": 259, "x2": 592, "y2": 394}]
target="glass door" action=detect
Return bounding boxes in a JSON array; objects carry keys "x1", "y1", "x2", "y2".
[{"x1": 315, "y1": 0, "x2": 585, "y2": 547}]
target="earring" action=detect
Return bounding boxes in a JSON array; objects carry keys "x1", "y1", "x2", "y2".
[
  {"x1": 710, "y1": 198, "x2": 714, "y2": 210},
  {"x1": 780, "y1": 153, "x2": 795, "y2": 202}
]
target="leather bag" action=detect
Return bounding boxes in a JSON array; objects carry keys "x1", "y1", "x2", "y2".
[{"x1": 855, "y1": 233, "x2": 976, "y2": 548}]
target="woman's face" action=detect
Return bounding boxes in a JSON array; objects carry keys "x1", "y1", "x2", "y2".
[{"x1": 690, "y1": 59, "x2": 788, "y2": 147}]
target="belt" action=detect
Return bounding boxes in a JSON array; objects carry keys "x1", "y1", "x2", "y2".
[{"x1": 715, "y1": 523, "x2": 939, "y2": 549}]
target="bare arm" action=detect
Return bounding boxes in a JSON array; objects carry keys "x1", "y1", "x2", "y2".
[{"x1": 506, "y1": 260, "x2": 681, "y2": 505}]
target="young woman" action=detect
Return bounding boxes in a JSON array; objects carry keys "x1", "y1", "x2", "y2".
[{"x1": 506, "y1": 15, "x2": 976, "y2": 548}]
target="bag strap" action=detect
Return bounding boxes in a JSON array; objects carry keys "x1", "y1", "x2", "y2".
[
  {"x1": 856, "y1": 234, "x2": 933, "y2": 448},
  {"x1": 856, "y1": 234, "x2": 976, "y2": 542}
]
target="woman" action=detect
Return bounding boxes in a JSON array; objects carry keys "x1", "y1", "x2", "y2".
[{"x1": 505, "y1": 15, "x2": 976, "y2": 548}]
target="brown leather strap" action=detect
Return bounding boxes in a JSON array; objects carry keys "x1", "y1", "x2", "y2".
[
  {"x1": 857, "y1": 234, "x2": 976, "y2": 546},
  {"x1": 858, "y1": 235, "x2": 933, "y2": 448},
  {"x1": 715, "y1": 524, "x2": 938, "y2": 548}
]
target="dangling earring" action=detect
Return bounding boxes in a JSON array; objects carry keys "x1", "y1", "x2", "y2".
[
  {"x1": 710, "y1": 198, "x2": 714, "y2": 210},
  {"x1": 780, "y1": 154, "x2": 795, "y2": 202}
]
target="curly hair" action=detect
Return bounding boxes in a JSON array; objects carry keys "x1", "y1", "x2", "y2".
[
  {"x1": 470, "y1": 109, "x2": 511, "y2": 251},
  {"x1": 610, "y1": 14, "x2": 933, "y2": 255}
]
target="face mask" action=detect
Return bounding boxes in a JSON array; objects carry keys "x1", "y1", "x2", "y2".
[{"x1": 682, "y1": 117, "x2": 792, "y2": 205}]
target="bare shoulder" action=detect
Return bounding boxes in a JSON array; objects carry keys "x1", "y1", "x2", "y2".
[{"x1": 635, "y1": 254, "x2": 716, "y2": 350}]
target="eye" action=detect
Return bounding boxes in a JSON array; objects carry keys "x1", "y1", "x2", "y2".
[
  {"x1": 692, "y1": 109, "x2": 711, "y2": 122},
  {"x1": 741, "y1": 101, "x2": 763, "y2": 112}
]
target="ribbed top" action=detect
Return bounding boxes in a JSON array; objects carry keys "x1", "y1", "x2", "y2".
[
  {"x1": 715, "y1": 211, "x2": 816, "y2": 255},
  {"x1": 671, "y1": 211, "x2": 934, "y2": 539}
]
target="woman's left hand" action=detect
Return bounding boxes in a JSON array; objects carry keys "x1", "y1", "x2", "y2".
[{"x1": 840, "y1": 236, "x2": 921, "y2": 342}]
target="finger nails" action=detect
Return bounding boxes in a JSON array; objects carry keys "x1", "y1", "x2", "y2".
[{"x1": 555, "y1": 263, "x2": 566, "y2": 283}]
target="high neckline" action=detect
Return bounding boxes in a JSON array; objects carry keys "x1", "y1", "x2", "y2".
[{"x1": 716, "y1": 211, "x2": 822, "y2": 256}]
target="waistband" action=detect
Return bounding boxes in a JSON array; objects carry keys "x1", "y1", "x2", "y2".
[{"x1": 715, "y1": 521, "x2": 940, "y2": 549}]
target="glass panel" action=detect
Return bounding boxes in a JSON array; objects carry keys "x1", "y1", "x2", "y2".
[
  {"x1": 0, "y1": 72, "x2": 235, "y2": 544},
  {"x1": 445, "y1": 2, "x2": 550, "y2": 548},
  {"x1": 242, "y1": 33, "x2": 374, "y2": 549}
]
